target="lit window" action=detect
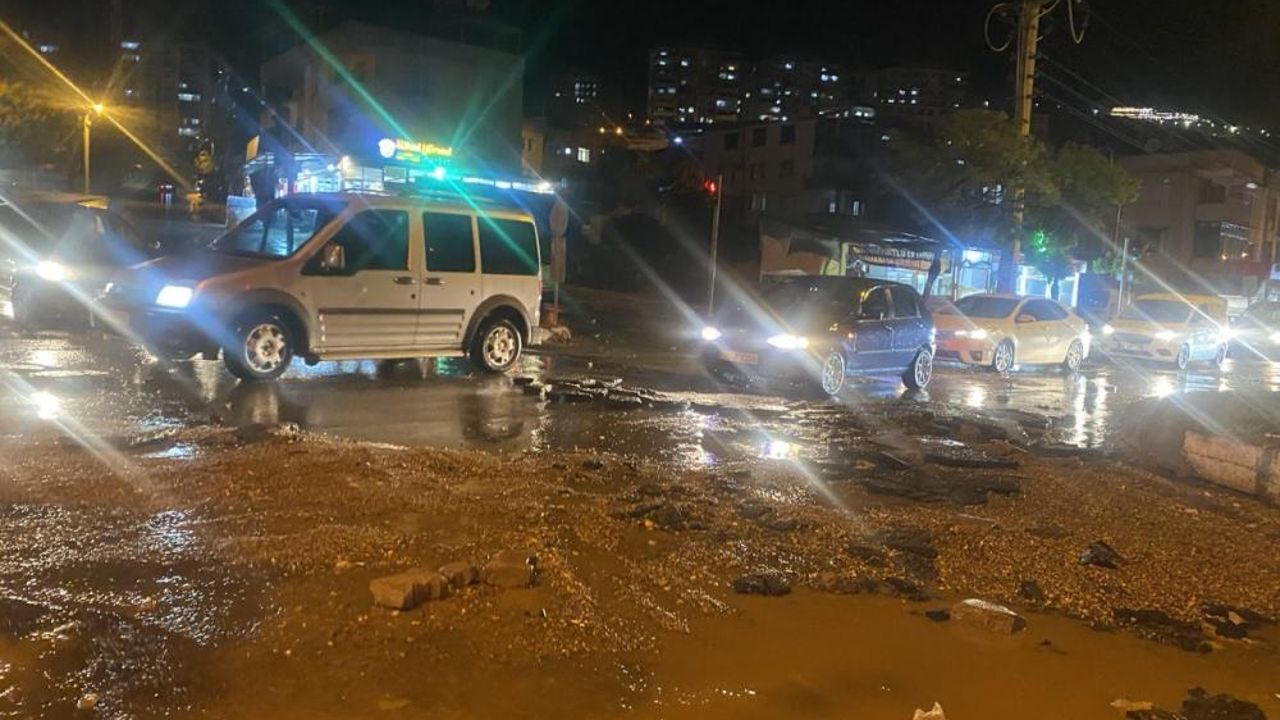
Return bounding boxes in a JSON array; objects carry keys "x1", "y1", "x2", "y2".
[
  {"x1": 577, "y1": 147, "x2": 591, "y2": 163},
  {"x1": 121, "y1": 40, "x2": 140, "y2": 50},
  {"x1": 563, "y1": 147, "x2": 572, "y2": 155},
  {"x1": 784, "y1": 62, "x2": 794, "y2": 70},
  {"x1": 680, "y1": 59, "x2": 690, "y2": 67},
  {"x1": 177, "y1": 92, "x2": 200, "y2": 102},
  {"x1": 178, "y1": 128, "x2": 198, "y2": 137},
  {"x1": 37, "y1": 44, "x2": 57, "y2": 54}
]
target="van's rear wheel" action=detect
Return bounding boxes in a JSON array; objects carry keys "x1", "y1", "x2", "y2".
[
  {"x1": 224, "y1": 310, "x2": 294, "y2": 382},
  {"x1": 471, "y1": 318, "x2": 522, "y2": 373}
]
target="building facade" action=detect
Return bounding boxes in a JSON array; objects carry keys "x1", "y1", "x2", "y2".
[
  {"x1": 743, "y1": 55, "x2": 848, "y2": 122},
  {"x1": 867, "y1": 67, "x2": 968, "y2": 127},
  {"x1": 258, "y1": 19, "x2": 525, "y2": 190},
  {"x1": 647, "y1": 47, "x2": 745, "y2": 127},
  {"x1": 1119, "y1": 149, "x2": 1280, "y2": 299}
]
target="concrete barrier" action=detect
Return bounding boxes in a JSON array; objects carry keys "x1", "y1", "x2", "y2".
[{"x1": 1182, "y1": 431, "x2": 1278, "y2": 499}]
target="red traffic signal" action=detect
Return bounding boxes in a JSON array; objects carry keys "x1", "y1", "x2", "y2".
[{"x1": 703, "y1": 178, "x2": 718, "y2": 195}]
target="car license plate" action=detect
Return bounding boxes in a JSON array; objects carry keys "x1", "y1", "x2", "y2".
[{"x1": 718, "y1": 350, "x2": 759, "y2": 365}]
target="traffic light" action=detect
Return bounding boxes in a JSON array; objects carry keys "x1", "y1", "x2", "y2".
[{"x1": 703, "y1": 178, "x2": 718, "y2": 195}]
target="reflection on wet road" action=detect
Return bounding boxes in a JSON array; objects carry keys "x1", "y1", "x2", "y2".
[{"x1": 4, "y1": 328, "x2": 1280, "y2": 461}]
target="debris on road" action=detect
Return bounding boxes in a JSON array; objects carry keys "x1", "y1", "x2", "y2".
[
  {"x1": 1079, "y1": 540, "x2": 1124, "y2": 569},
  {"x1": 370, "y1": 570, "x2": 449, "y2": 610},
  {"x1": 481, "y1": 550, "x2": 535, "y2": 588},
  {"x1": 731, "y1": 573, "x2": 791, "y2": 596},
  {"x1": 950, "y1": 598, "x2": 1027, "y2": 634}
]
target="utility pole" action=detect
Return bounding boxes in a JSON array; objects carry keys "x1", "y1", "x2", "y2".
[
  {"x1": 988, "y1": 0, "x2": 1086, "y2": 292},
  {"x1": 1004, "y1": 0, "x2": 1043, "y2": 293},
  {"x1": 707, "y1": 173, "x2": 723, "y2": 316}
]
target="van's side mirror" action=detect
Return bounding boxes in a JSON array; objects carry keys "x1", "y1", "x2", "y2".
[
  {"x1": 320, "y1": 242, "x2": 346, "y2": 273},
  {"x1": 1015, "y1": 313, "x2": 1036, "y2": 324}
]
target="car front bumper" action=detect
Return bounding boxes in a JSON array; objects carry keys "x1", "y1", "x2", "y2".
[
  {"x1": 935, "y1": 336, "x2": 995, "y2": 365},
  {"x1": 97, "y1": 301, "x2": 219, "y2": 357},
  {"x1": 1099, "y1": 334, "x2": 1179, "y2": 362},
  {"x1": 700, "y1": 343, "x2": 824, "y2": 383}
]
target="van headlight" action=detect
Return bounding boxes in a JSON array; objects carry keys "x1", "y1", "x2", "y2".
[
  {"x1": 35, "y1": 260, "x2": 72, "y2": 282},
  {"x1": 701, "y1": 326, "x2": 722, "y2": 342},
  {"x1": 956, "y1": 328, "x2": 988, "y2": 340},
  {"x1": 1101, "y1": 324, "x2": 1115, "y2": 336},
  {"x1": 766, "y1": 334, "x2": 809, "y2": 350},
  {"x1": 1155, "y1": 329, "x2": 1176, "y2": 341},
  {"x1": 155, "y1": 285, "x2": 194, "y2": 309}
]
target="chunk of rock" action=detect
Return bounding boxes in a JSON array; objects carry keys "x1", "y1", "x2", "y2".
[
  {"x1": 77, "y1": 693, "x2": 99, "y2": 711},
  {"x1": 925, "y1": 609, "x2": 951, "y2": 623},
  {"x1": 845, "y1": 543, "x2": 890, "y2": 567},
  {"x1": 438, "y1": 561, "x2": 479, "y2": 590},
  {"x1": 369, "y1": 570, "x2": 448, "y2": 610},
  {"x1": 950, "y1": 598, "x2": 1027, "y2": 634},
  {"x1": 1113, "y1": 608, "x2": 1211, "y2": 653},
  {"x1": 1017, "y1": 579, "x2": 1046, "y2": 604},
  {"x1": 1079, "y1": 540, "x2": 1123, "y2": 569},
  {"x1": 732, "y1": 573, "x2": 791, "y2": 596},
  {"x1": 481, "y1": 550, "x2": 535, "y2": 588},
  {"x1": 912, "y1": 702, "x2": 948, "y2": 720},
  {"x1": 1180, "y1": 687, "x2": 1266, "y2": 720}
]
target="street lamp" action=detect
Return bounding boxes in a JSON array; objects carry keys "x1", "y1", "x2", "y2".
[{"x1": 82, "y1": 103, "x2": 104, "y2": 193}]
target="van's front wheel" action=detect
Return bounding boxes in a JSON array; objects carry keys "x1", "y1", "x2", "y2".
[
  {"x1": 471, "y1": 318, "x2": 522, "y2": 373},
  {"x1": 224, "y1": 310, "x2": 294, "y2": 382}
]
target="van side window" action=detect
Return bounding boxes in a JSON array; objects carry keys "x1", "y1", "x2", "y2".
[
  {"x1": 477, "y1": 217, "x2": 538, "y2": 276},
  {"x1": 329, "y1": 210, "x2": 409, "y2": 272},
  {"x1": 422, "y1": 212, "x2": 475, "y2": 273}
]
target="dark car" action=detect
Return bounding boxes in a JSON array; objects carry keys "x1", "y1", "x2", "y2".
[
  {"x1": 1229, "y1": 301, "x2": 1280, "y2": 361},
  {"x1": 700, "y1": 276, "x2": 935, "y2": 395},
  {"x1": 0, "y1": 198, "x2": 157, "y2": 328}
]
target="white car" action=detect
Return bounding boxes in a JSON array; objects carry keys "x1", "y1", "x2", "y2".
[
  {"x1": 932, "y1": 293, "x2": 1090, "y2": 373},
  {"x1": 102, "y1": 193, "x2": 542, "y2": 381},
  {"x1": 1100, "y1": 293, "x2": 1228, "y2": 370}
]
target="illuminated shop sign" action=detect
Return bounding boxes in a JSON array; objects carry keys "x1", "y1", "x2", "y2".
[{"x1": 376, "y1": 137, "x2": 454, "y2": 165}]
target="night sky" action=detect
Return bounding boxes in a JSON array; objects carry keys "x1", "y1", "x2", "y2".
[{"x1": 9, "y1": 0, "x2": 1280, "y2": 128}]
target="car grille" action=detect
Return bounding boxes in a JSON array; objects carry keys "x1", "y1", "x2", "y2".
[{"x1": 1112, "y1": 332, "x2": 1153, "y2": 345}]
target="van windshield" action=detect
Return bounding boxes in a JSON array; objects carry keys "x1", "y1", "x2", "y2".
[{"x1": 208, "y1": 198, "x2": 339, "y2": 259}]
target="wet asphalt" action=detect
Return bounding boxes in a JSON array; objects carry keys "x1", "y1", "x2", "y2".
[{"x1": 4, "y1": 319, "x2": 1280, "y2": 464}]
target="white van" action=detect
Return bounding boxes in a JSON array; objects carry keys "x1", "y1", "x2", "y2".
[{"x1": 102, "y1": 193, "x2": 541, "y2": 381}]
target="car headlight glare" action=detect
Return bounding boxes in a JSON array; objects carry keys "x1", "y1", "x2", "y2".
[
  {"x1": 35, "y1": 260, "x2": 71, "y2": 282},
  {"x1": 155, "y1": 285, "x2": 194, "y2": 309},
  {"x1": 1155, "y1": 329, "x2": 1176, "y2": 341},
  {"x1": 1101, "y1": 324, "x2": 1115, "y2": 336},
  {"x1": 701, "y1": 326, "x2": 722, "y2": 342},
  {"x1": 967, "y1": 328, "x2": 989, "y2": 340},
  {"x1": 766, "y1": 334, "x2": 809, "y2": 350}
]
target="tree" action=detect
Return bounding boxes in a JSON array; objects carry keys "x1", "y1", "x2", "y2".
[
  {"x1": 1025, "y1": 143, "x2": 1141, "y2": 289},
  {"x1": 0, "y1": 80, "x2": 75, "y2": 168},
  {"x1": 888, "y1": 109, "x2": 1056, "y2": 260}
]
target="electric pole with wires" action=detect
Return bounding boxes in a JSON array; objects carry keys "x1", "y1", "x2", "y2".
[{"x1": 986, "y1": 0, "x2": 1087, "y2": 292}]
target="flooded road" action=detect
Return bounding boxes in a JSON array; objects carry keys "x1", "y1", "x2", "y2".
[
  {"x1": 4, "y1": 325, "x2": 1280, "y2": 719},
  {"x1": 4, "y1": 326, "x2": 1280, "y2": 459}
]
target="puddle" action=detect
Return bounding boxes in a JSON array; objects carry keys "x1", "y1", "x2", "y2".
[{"x1": 647, "y1": 591, "x2": 1280, "y2": 720}]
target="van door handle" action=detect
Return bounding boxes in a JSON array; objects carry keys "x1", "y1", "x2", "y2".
[
  {"x1": 393, "y1": 276, "x2": 415, "y2": 285},
  {"x1": 424, "y1": 277, "x2": 446, "y2": 286}
]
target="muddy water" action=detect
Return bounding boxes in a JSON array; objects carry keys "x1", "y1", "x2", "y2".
[
  {"x1": 652, "y1": 591, "x2": 1280, "y2": 720},
  {"x1": 97, "y1": 591, "x2": 1280, "y2": 719},
  {"x1": 7, "y1": 330, "x2": 1280, "y2": 457}
]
